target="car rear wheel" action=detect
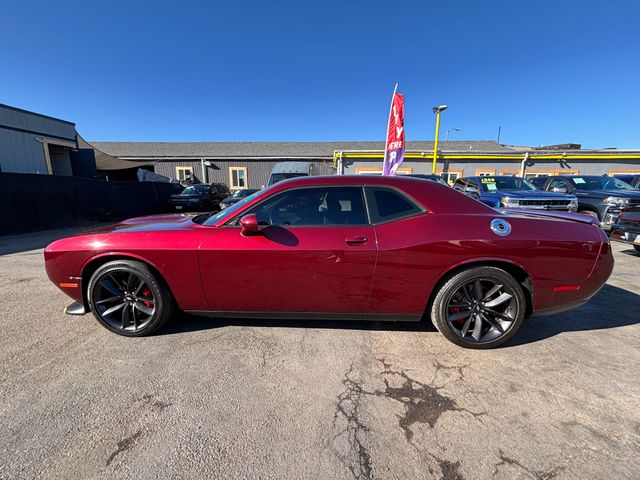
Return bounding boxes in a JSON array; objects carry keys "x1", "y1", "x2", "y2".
[
  {"x1": 87, "y1": 260, "x2": 174, "y2": 336},
  {"x1": 430, "y1": 266, "x2": 526, "y2": 349}
]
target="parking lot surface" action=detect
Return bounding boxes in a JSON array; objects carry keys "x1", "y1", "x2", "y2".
[{"x1": 1, "y1": 228, "x2": 639, "y2": 480}]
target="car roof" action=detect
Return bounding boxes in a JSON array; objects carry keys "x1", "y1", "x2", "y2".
[
  {"x1": 270, "y1": 161, "x2": 311, "y2": 174},
  {"x1": 265, "y1": 175, "x2": 495, "y2": 215}
]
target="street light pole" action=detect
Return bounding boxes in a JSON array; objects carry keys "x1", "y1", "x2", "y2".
[
  {"x1": 431, "y1": 105, "x2": 448, "y2": 174},
  {"x1": 445, "y1": 127, "x2": 461, "y2": 142}
]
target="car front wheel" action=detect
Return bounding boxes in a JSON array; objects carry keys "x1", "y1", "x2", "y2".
[
  {"x1": 430, "y1": 266, "x2": 526, "y2": 349},
  {"x1": 87, "y1": 260, "x2": 174, "y2": 336}
]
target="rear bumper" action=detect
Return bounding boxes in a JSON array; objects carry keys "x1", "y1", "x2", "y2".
[
  {"x1": 532, "y1": 240, "x2": 614, "y2": 315},
  {"x1": 530, "y1": 300, "x2": 588, "y2": 317}
]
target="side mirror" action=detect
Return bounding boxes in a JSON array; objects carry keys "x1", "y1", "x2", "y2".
[
  {"x1": 552, "y1": 187, "x2": 567, "y2": 193},
  {"x1": 240, "y1": 213, "x2": 260, "y2": 234},
  {"x1": 465, "y1": 186, "x2": 479, "y2": 194}
]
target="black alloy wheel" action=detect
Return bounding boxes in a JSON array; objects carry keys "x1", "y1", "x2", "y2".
[
  {"x1": 87, "y1": 260, "x2": 174, "y2": 336},
  {"x1": 431, "y1": 266, "x2": 526, "y2": 349}
]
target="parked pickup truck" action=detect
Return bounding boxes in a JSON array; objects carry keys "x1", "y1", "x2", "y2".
[
  {"x1": 614, "y1": 174, "x2": 640, "y2": 189},
  {"x1": 530, "y1": 175, "x2": 640, "y2": 229},
  {"x1": 610, "y1": 207, "x2": 640, "y2": 253},
  {"x1": 454, "y1": 176, "x2": 578, "y2": 211}
]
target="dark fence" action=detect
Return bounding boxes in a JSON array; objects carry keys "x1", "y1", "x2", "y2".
[{"x1": 0, "y1": 173, "x2": 182, "y2": 235}]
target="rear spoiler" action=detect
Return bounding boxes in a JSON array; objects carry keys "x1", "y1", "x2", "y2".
[{"x1": 496, "y1": 208, "x2": 599, "y2": 226}]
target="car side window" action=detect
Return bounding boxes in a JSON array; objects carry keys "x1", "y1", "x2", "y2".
[
  {"x1": 242, "y1": 187, "x2": 368, "y2": 226},
  {"x1": 464, "y1": 180, "x2": 479, "y2": 192},
  {"x1": 548, "y1": 178, "x2": 568, "y2": 190},
  {"x1": 365, "y1": 187, "x2": 423, "y2": 224}
]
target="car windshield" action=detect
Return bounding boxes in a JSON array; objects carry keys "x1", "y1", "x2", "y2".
[
  {"x1": 570, "y1": 176, "x2": 635, "y2": 191},
  {"x1": 479, "y1": 177, "x2": 536, "y2": 192},
  {"x1": 410, "y1": 175, "x2": 449, "y2": 186},
  {"x1": 196, "y1": 188, "x2": 271, "y2": 225},
  {"x1": 268, "y1": 173, "x2": 307, "y2": 185},
  {"x1": 231, "y1": 189, "x2": 256, "y2": 198},
  {"x1": 182, "y1": 185, "x2": 209, "y2": 194}
]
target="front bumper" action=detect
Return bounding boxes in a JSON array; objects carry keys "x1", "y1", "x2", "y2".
[
  {"x1": 600, "y1": 207, "x2": 621, "y2": 230},
  {"x1": 610, "y1": 224, "x2": 640, "y2": 246}
]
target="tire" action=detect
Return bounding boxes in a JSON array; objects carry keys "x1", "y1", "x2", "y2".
[
  {"x1": 634, "y1": 245, "x2": 640, "y2": 254},
  {"x1": 430, "y1": 266, "x2": 526, "y2": 349},
  {"x1": 87, "y1": 260, "x2": 174, "y2": 337}
]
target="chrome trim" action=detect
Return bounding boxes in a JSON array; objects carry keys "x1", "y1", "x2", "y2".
[{"x1": 491, "y1": 218, "x2": 512, "y2": 236}]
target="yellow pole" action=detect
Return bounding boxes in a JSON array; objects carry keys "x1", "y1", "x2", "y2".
[{"x1": 432, "y1": 110, "x2": 442, "y2": 174}]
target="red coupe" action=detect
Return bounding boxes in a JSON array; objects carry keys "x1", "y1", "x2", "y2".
[{"x1": 45, "y1": 176, "x2": 613, "y2": 349}]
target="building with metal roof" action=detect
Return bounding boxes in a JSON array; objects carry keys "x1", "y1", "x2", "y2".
[
  {"x1": 91, "y1": 140, "x2": 640, "y2": 187},
  {"x1": 0, "y1": 103, "x2": 82, "y2": 175}
]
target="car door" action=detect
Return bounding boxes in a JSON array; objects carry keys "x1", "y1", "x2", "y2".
[
  {"x1": 198, "y1": 186, "x2": 377, "y2": 315},
  {"x1": 363, "y1": 186, "x2": 429, "y2": 318}
]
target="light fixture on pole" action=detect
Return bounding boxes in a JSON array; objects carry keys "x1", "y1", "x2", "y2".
[
  {"x1": 445, "y1": 127, "x2": 461, "y2": 142},
  {"x1": 431, "y1": 105, "x2": 448, "y2": 174}
]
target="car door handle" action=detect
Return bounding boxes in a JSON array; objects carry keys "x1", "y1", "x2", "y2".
[{"x1": 345, "y1": 236, "x2": 368, "y2": 245}]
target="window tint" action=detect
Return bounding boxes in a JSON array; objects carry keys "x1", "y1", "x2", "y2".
[
  {"x1": 548, "y1": 178, "x2": 568, "y2": 190},
  {"x1": 366, "y1": 187, "x2": 423, "y2": 223},
  {"x1": 244, "y1": 187, "x2": 368, "y2": 226},
  {"x1": 529, "y1": 177, "x2": 547, "y2": 188}
]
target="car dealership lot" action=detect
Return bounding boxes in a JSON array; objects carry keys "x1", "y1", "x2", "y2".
[{"x1": 1, "y1": 229, "x2": 639, "y2": 480}]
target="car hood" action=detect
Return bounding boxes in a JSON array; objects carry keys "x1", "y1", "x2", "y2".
[
  {"x1": 170, "y1": 193, "x2": 206, "y2": 199},
  {"x1": 86, "y1": 214, "x2": 204, "y2": 233},
  {"x1": 491, "y1": 190, "x2": 573, "y2": 199},
  {"x1": 575, "y1": 189, "x2": 640, "y2": 199}
]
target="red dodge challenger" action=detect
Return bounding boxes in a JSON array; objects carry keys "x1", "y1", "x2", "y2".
[{"x1": 45, "y1": 175, "x2": 613, "y2": 349}]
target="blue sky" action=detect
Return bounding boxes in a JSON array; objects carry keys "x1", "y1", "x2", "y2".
[{"x1": 2, "y1": 0, "x2": 639, "y2": 148}]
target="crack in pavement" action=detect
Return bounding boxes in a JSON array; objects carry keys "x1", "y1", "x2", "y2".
[
  {"x1": 332, "y1": 360, "x2": 483, "y2": 479},
  {"x1": 332, "y1": 365, "x2": 373, "y2": 480},
  {"x1": 104, "y1": 394, "x2": 172, "y2": 466},
  {"x1": 492, "y1": 449, "x2": 565, "y2": 479},
  {"x1": 374, "y1": 358, "x2": 484, "y2": 442},
  {"x1": 105, "y1": 429, "x2": 143, "y2": 466},
  {"x1": 439, "y1": 459, "x2": 464, "y2": 480}
]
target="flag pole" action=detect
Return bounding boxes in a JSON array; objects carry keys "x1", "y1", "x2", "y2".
[{"x1": 383, "y1": 83, "x2": 398, "y2": 175}]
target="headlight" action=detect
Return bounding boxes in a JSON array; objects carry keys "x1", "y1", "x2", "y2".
[
  {"x1": 568, "y1": 196, "x2": 578, "y2": 209},
  {"x1": 604, "y1": 196, "x2": 629, "y2": 207},
  {"x1": 501, "y1": 196, "x2": 520, "y2": 208}
]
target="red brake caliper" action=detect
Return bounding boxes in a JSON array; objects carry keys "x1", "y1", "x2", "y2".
[
  {"x1": 141, "y1": 287, "x2": 153, "y2": 308},
  {"x1": 450, "y1": 307, "x2": 464, "y2": 325}
]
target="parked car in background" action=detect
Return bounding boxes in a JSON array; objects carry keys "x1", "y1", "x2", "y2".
[
  {"x1": 267, "y1": 161, "x2": 313, "y2": 186},
  {"x1": 168, "y1": 183, "x2": 230, "y2": 212},
  {"x1": 219, "y1": 188, "x2": 260, "y2": 209},
  {"x1": 610, "y1": 207, "x2": 640, "y2": 253},
  {"x1": 406, "y1": 174, "x2": 449, "y2": 186},
  {"x1": 530, "y1": 175, "x2": 640, "y2": 229},
  {"x1": 45, "y1": 175, "x2": 613, "y2": 350},
  {"x1": 614, "y1": 174, "x2": 640, "y2": 189},
  {"x1": 455, "y1": 176, "x2": 578, "y2": 211}
]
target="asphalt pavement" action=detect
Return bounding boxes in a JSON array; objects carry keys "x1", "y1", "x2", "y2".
[{"x1": 1, "y1": 228, "x2": 639, "y2": 480}]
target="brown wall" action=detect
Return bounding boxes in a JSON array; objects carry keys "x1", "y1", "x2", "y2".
[{"x1": 153, "y1": 159, "x2": 335, "y2": 187}]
